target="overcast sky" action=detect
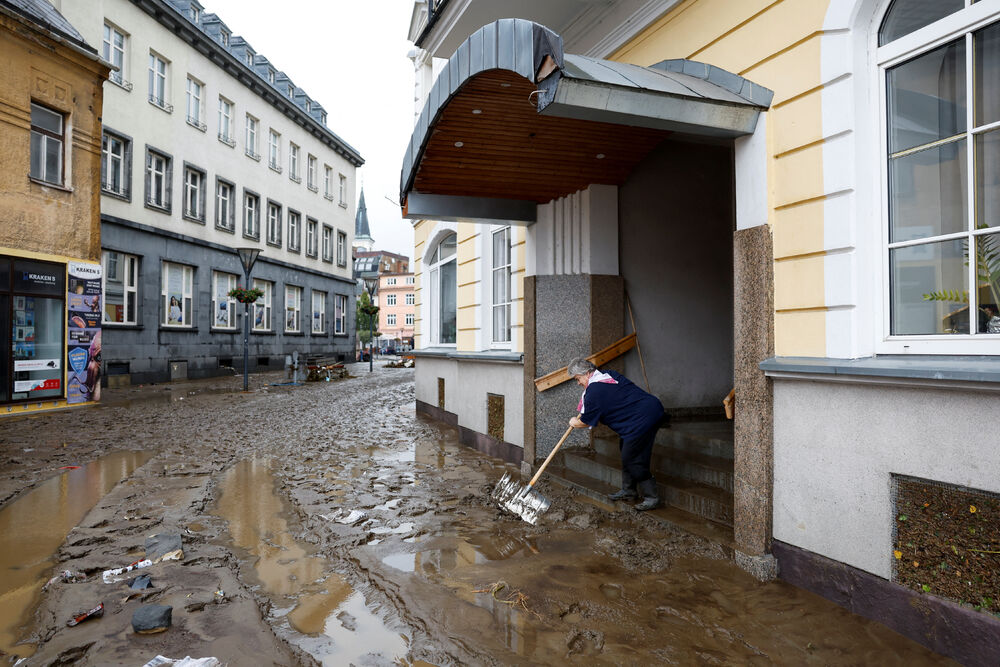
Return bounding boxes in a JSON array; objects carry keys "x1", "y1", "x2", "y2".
[{"x1": 206, "y1": 0, "x2": 417, "y2": 259}]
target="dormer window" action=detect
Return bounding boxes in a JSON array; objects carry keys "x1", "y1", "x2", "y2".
[
  {"x1": 305, "y1": 100, "x2": 311, "y2": 112},
  {"x1": 220, "y1": 30, "x2": 230, "y2": 47},
  {"x1": 287, "y1": 84, "x2": 294, "y2": 97},
  {"x1": 190, "y1": 7, "x2": 200, "y2": 23},
  {"x1": 245, "y1": 52, "x2": 254, "y2": 67},
  {"x1": 320, "y1": 112, "x2": 327, "y2": 125},
  {"x1": 268, "y1": 69, "x2": 275, "y2": 84}
]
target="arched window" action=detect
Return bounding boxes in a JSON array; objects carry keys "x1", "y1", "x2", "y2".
[
  {"x1": 879, "y1": 0, "x2": 1000, "y2": 347},
  {"x1": 428, "y1": 232, "x2": 456, "y2": 345}
]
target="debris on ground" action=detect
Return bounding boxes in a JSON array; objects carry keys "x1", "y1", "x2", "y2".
[
  {"x1": 43, "y1": 569, "x2": 86, "y2": 591},
  {"x1": 102, "y1": 558, "x2": 152, "y2": 584},
  {"x1": 66, "y1": 602, "x2": 104, "y2": 626},
  {"x1": 141, "y1": 656, "x2": 221, "y2": 667},
  {"x1": 472, "y1": 580, "x2": 541, "y2": 619},
  {"x1": 132, "y1": 604, "x2": 172, "y2": 634},
  {"x1": 145, "y1": 533, "x2": 183, "y2": 562},
  {"x1": 127, "y1": 574, "x2": 153, "y2": 590}
]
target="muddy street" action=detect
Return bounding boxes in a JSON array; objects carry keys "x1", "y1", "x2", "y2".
[{"x1": 0, "y1": 367, "x2": 952, "y2": 666}]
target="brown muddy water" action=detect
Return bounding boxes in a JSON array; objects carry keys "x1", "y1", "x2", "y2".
[{"x1": 0, "y1": 450, "x2": 152, "y2": 657}]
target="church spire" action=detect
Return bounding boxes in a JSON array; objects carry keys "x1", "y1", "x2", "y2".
[{"x1": 354, "y1": 187, "x2": 373, "y2": 250}]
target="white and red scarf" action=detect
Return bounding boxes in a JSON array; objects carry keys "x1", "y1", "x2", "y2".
[{"x1": 577, "y1": 370, "x2": 618, "y2": 414}]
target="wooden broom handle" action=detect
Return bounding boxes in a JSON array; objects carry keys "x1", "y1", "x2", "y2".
[{"x1": 528, "y1": 423, "x2": 576, "y2": 488}]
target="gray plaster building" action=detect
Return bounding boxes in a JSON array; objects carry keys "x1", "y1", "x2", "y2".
[{"x1": 55, "y1": 0, "x2": 363, "y2": 384}]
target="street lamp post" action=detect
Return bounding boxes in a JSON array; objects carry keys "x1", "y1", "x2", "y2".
[
  {"x1": 363, "y1": 275, "x2": 378, "y2": 373},
  {"x1": 236, "y1": 247, "x2": 261, "y2": 392}
]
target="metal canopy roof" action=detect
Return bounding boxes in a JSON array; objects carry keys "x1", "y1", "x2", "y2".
[{"x1": 400, "y1": 19, "x2": 773, "y2": 223}]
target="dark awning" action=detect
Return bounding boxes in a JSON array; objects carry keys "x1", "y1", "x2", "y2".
[{"x1": 400, "y1": 19, "x2": 772, "y2": 223}]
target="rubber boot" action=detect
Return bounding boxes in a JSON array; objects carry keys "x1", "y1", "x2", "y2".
[
  {"x1": 607, "y1": 471, "x2": 637, "y2": 502},
  {"x1": 634, "y1": 478, "x2": 659, "y2": 511}
]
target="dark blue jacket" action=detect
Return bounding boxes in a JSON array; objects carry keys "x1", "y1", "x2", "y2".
[{"x1": 579, "y1": 369, "x2": 664, "y2": 442}]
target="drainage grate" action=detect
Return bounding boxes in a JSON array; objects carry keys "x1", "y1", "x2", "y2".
[
  {"x1": 487, "y1": 393, "x2": 504, "y2": 441},
  {"x1": 257, "y1": 356, "x2": 269, "y2": 367},
  {"x1": 218, "y1": 357, "x2": 233, "y2": 368}
]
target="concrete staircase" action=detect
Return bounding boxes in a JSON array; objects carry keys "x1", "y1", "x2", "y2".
[{"x1": 547, "y1": 419, "x2": 735, "y2": 547}]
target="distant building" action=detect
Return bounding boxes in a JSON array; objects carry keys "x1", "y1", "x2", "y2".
[
  {"x1": 353, "y1": 250, "x2": 410, "y2": 303},
  {"x1": 55, "y1": 0, "x2": 364, "y2": 383},
  {"x1": 378, "y1": 273, "x2": 415, "y2": 351},
  {"x1": 0, "y1": 0, "x2": 110, "y2": 415},
  {"x1": 353, "y1": 186, "x2": 374, "y2": 251}
]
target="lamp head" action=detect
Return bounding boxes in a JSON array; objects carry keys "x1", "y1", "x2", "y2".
[
  {"x1": 236, "y1": 247, "x2": 261, "y2": 274},
  {"x1": 363, "y1": 275, "x2": 378, "y2": 295}
]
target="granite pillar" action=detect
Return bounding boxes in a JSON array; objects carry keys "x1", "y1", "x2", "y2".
[{"x1": 732, "y1": 224, "x2": 776, "y2": 580}]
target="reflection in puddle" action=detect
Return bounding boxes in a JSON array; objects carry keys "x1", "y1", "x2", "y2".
[
  {"x1": 0, "y1": 450, "x2": 153, "y2": 658},
  {"x1": 215, "y1": 458, "x2": 414, "y2": 665},
  {"x1": 371, "y1": 521, "x2": 415, "y2": 535}
]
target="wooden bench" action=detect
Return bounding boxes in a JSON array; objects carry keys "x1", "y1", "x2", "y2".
[{"x1": 305, "y1": 356, "x2": 346, "y2": 381}]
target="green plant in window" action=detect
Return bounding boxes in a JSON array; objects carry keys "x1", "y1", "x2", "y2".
[{"x1": 923, "y1": 225, "x2": 1000, "y2": 325}]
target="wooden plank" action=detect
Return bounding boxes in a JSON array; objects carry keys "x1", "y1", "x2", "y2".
[{"x1": 533, "y1": 333, "x2": 638, "y2": 392}]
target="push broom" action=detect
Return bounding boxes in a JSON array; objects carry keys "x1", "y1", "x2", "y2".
[{"x1": 493, "y1": 422, "x2": 575, "y2": 524}]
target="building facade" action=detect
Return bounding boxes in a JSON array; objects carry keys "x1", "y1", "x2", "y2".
[
  {"x1": 404, "y1": 1, "x2": 1000, "y2": 662},
  {"x1": 378, "y1": 272, "x2": 415, "y2": 351},
  {"x1": 0, "y1": 0, "x2": 109, "y2": 415},
  {"x1": 54, "y1": 0, "x2": 363, "y2": 384}
]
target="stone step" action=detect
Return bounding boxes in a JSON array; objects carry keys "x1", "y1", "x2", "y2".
[
  {"x1": 594, "y1": 424, "x2": 735, "y2": 462},
  {"x1": 544, "y1": 465, "x2": 734, "y2": 549},
  {"x1": 661, "y1": 476, "x2": 733, "y2": 526},
  {"x1": 562, "y1": 449, "x2": 733, "y2": 494}
]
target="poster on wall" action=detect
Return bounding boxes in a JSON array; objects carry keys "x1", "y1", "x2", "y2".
[
  {"x1": 167, "y1": 269, "x2": 184, "y2": 325},
  {"x1": 67, "y1": 261, "x2": 102, "y2": 404}
]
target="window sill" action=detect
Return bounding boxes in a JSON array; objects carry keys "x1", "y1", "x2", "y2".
[
  {"x1": 186, "y1": 117, "x2": 207, "y2": 132},
  {"x1": 218, "y1": 134, "x2": 236, "y2": 148},
  {"x1": 305, "y1": 252, "x2": 318, "y2": 260},
  {"x1": 247, "y1": 150, "x2": 261, "y2": 162},
  {"x1": 339, "y1": 201, "x2": 348, "y2": 209},
  {"x1": 760, "y1": 356, "x2": 1000, "y2": 390},
  {"x1": 322, "y1": 257, "x2": 334, "y2": 264},
  {"x1": 215, "y1": 224, "x2": 236, "y2": 234},
  {"x1": 242, "y1": 233, "x2": 260, "y2": 242},
  {"x1": 144, "y1": 201, "x2": 171, "y2": 214},
  {"x1": 101, "y1": 187, "x2": 131, "y2": 202},
  {"x1": 103, "y1": 323, "x2": 143, "y2": 330},
  {"x1": 311, "y1": 329, "x2": 327, "y2": 336},
  {"x1": 266, "y1": 240, "x2": 282, "y2": 248},
  {"x1": 412, "y1": 348, "x2": 522, "y2": 364},
  {"x1": 287, "y1": 246, "x2": 301, "y2": 254},
  {"x1": 337, "y1": 262, "x2": 347, "y2": 268},
  {"x1": 159, "y1": 325, "x2": 197, "y2": 332},
  {"x1": 108, "y1": 77, "x2": 133, "y2": 92},
  {"x1": 284, "y1": 330, "x2": 305, "y2": 337},
  {"x1": 210, "y1": 327, "x2": 239, "y2": 333},
  {"x1": 183, "y1": 213, "x2": 206, "y2": 225},
  {"x1": 333, "y1": 332, "x2": 349, "y2": 337},
  {"x1": 324, "y1": 194, "x2": 335, "y2": 201},
  {"x1": 269, "y1": 162, "x2": 282, "y2": 173},
  {"x1": 289, "y1": 175, "x2": 302, "y2": 184},
  {"x1": 251, "y1": 329, "x2": 276, "y2": 336},
  {"x1": 307, "y1": 185, "x2": 319, "y2": 193},
  {"x1": 148, "y1": 98, "x2": 173, "y2": 113},
  {"x1": 28, "y1": 176, "x2": 72, "y2": 192}
]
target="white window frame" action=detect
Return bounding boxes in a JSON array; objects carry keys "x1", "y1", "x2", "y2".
[
  {"x1": 387, "y1": 313, "x2": 397, "y2": 326},
  {"x1": 427, "y1": 230, "x2": 457, "y2": 347},
  {"x1": 285, "y1": 285, "x2": 301, "y2": 332},
  {"x1": 307, "y1": 154, "x2": 318, "y2": 191},
  {"x1": 185, "y1": 76, "x2": 204, "y2": 129},
  {"x1": 312, "y1": 290, "x2": 326, "y2": 333},
  {"x1": 322, "y1": 224, "x2": 333, "y2": 262},
  {"x1": 161, "y1": 261, "x2": 193, "y2": 327},
  {"x1": 243, "y1": 190, "x2": 260, "y2": 239},
  {"x1": 145, "y1": 148, "x2": 170, "y2": 210},
  {"x1": 306, "y1": 218, "x2": 318, "y2": 257},
  {"x1": 148, "y1": 51, "x2": 169, "y2": 109},
  {"x1": 103, "y1": 22, "x2": 128, "y2": 88},
  {"x1": 338, "y1": 173, "x2": 347, "y2": 205},
  {"x1": 101, "y1": 130, "x2": 130, "y2": 198},
  {"x1": 29, "y1": 102, "x2": 64, "y2": 186},
  {"x1": 268, "y1": 129, "x2": 280, "y2": 170},
  {"x1": 387, "y1": 293, "x2": 397, "y2": 306},
  {"x1": 405, "y1": 292, "x2": 414, "y2": 306},
  {"x1": 266, "y1": 201, "x2": 282, "y2": 246},
  {"x1": 215, "y1": 178, "x2": 234, "y2": 231},
  {"x1": 289, "y1": 142, "x2": 300, "y2": 181},
  {"x1": 252, "y1": 279, "x2": 272, "y2": 331},
  {"x1": 101, "y1": 250, "x2": 138, "y2": 326},
  {"x1": 183, "y1": 164, "x2": 205, "y2": 221},
  {"x1": 875, "y1": 0, "x2": 1000, "y2": 355},
  {"x1": 324, "y1": 165, "x2": 333, "y2": 199},
  {"x1": 386, "y1": 277, "x2": 398, "y2": 286},
  {"x1": 246, "y1": 114, "x2": 260, "y2": 159},
  {"x1": 218, "y1": 97, "x2": 234, "y2": 145},
  {"x1": 405, "y1": 312, "x2": 414, "y2": 326},
  {"x1": 337, "y1": 231, "x2": 347, "y2": 266},
  {"x1": 335, "y1": 294, "x2": 346, "y2": 334},
  {"x1": 288, "y1": 210, "x2": 301, "y2": 252},
  {"x1": 212, "y1": 270, "x2": 237, "y2": 329},
  {"x1": 491, "y1": 225, "x2": 512, "y2": 346}
]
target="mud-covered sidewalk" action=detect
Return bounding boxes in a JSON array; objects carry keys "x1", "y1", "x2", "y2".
[{"x1": 0, "y1": 366, "x2": 952, "y2": 666}]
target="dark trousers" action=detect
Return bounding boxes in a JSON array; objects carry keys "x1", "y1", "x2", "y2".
[{"x1": 620, "y1": 422, "x2": 658, "y2": 484}]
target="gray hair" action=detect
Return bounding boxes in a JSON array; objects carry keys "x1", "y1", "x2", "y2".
[{"x1": 567, "y1": 357, "x2": 596, "y2": 377}]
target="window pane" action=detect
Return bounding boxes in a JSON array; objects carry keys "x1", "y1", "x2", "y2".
[
  {"x1": 438, "y1": 233, "x2": 456, "y2": 261},
  {"x1": 45, "y1": 137, "x2": 62, "y2": 183},
  {"x1": 31, "y1": 104, "x2": 62, "y2": 134},
  {"x1": 890, "y1": 138, "x2": 967, "y2": 242},
  {"x1": 887, "y1": 39, "x2": 965, "y2": 154},
  {"x1": 29, "y1": 132, "x2": 43, "y2": 179},
  {"x1": 879, "y1": 0, "x2": 963, "y2": 46},
  {"x1": 439, "y1": 260, "x2": 456, "y2": 344},
  {"x1": 977, "y1": 129, "x2": 1000, "y2": 230},
  {"x1": 976, "y1": 231, "x2": 1000, "y2": 332},
  {"x1": 12, "y1": 296, "x2": 64, "y2": 400},
  {"x1": 891, "y1": 238, "x2": 968, "y2": 334},
  {"x1": 975, "y1": 22, "x2": 1000, "y2": 126}
]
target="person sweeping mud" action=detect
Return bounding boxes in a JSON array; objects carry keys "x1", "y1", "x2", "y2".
[{"x1": 567, "y1": 358, "x2": 664, "y2": 511}]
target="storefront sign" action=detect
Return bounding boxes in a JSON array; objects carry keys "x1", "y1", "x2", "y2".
[
  {"x1": 14, "y1": 378, "x2": 60, "y2": 393},
  {"x1": 66, "y1": 261, "x2": 102, "y2": 404},
  {"x1": 13, "y1": 260, "x2": 64, "y2": 295},
  {"x1": 13, "y1": 358, "x2": 60, "y2": 372}
]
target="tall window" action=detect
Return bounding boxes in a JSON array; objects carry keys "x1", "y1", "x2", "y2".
[
  {"x1": 148, "y1": 52, "x2": 169, "y2": 109},
  {"x1": 338, "y1": 173, "x2": 347, "y2": 205},
  {"x1": 218, "y1": 97, "x2": 234, "y2": 144},
  {"x1": 405, "y1": 313, "x2": 414, "y2": 326},
  {"x1": 288, "y1": 210, "x2": 301, "y2": 252},
  {"x1": 30, "y1": 103, "x2": 64, "y2": 186},
  {"x1": 387, "y1": 293, "x2": 397, "y2": 306},
  {"x1": 324, "y1": 165, "x2": 333, "y2": 199},
  {"x1": 215, "y1": 178, "x2": 234, "y2": 231},
  {"x1": 252, "y1": 279, "x2": 272, "y2": 331},
  {"x1": 405, "y1": 293, "x2": 414, "y2": 305},
  {"x1": 161, "y1": 261, "x2": 193, "y2": 327},
  {"x1": 213, "y1": 271, "x2": 237, "y2": 329},
  {"x1": 880, "y1": 1, "x2": 1000, "y2": 345},
  {"x1": 285, "y1": 285, "x2": 301, "y2": 332},
  {"x1": 183, "y1": 165, "x2": 205, "y2": 221},
  {"x1": 268, "y1": 129, "x2": 280, "y2": 170},
  {"x1": 243, "y1": 190, "x2": 260, "y2": 239},
  {"x1": 185, "y1": 76, "x2": 204, "y2": 129},
  {"x1": 337, "y1": 231, "x2": 347, "y2": 266},
  {"x1": 335, "y1": 294, "x2": 346, "y2": 334},
  {"x1": 306, "y1": 218, "x2": 318, "y2": 257},
  {"x1": 145, "y1": 148, "x2": 171, "y2": 211},
  {"x1": 246, "y1": 115, "x2": 259, "y2": 159},
  {"x1": 102, "y1": 250, "x2": 138, "y2": 325},
  {"x1": 428, "y1": 232, "x2": 457, "y2": 345},
  {"x1": 387, "y1": 314, "x2": 397, "y2": 326},
  {"x1": 289, "y1": 143, "x2": 300, "y2": 181},
  {"x1": 266, "y1": 201, "x2": 282, "y2": 246},
  {"x1": 307, "y1": 154, "x2": 318, "y2": 190},
  {"x1": 101, "y1": 130, "x2": 131, "y2": 197},
  {"x1": 386, "y1": 277, "x2": 398, "y2": 286},
  {"x1": 103, "y1": 23, "x2": 128, "y2": 87},
  {"x1": 312, "y1": 290, "x2": 326, "y2": 333},
  {"x1": 322, "y1": 225, "x2": 333, "y2": 262},
  {"x1": 492, "y1": 226, "x2": 511, "y2": 344}
]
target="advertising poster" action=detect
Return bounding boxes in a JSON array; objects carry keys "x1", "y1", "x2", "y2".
[
  {"x1": 167, "y1": 269, "x2": 184, "y2": 325},
  {"x1": 67, "y1": 261, "x2": 102, "y2": 404}
]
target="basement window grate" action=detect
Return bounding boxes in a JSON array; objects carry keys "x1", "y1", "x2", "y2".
[
  {"x1": 437, "y1": 378, "x2": 445, "y2": 410},
  {"x1": 487, "y1": 393, "x2": 504, "y2": 441}
]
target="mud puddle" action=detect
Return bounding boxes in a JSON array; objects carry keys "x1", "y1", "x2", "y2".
[
  {"x1": 0, "y1": 449, "x2": 153, "y2": 657},
  {"x1": 214, "y1": 457, "x2": 418, "y2": 665}
]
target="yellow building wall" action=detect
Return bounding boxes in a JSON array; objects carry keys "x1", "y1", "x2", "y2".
[
  {"x1": 614, "y1": 0, "x2": 833, "y2": 357},
  {"x1": 0, "y1": 12, "x2": 107, "y2": 263},
  {"x1": 412, "y1": 220, "x2": 429, "y2": 348}
]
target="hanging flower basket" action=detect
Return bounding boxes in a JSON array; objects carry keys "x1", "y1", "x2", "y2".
[{"x1": 228, "y1": 286, "x2": 264, "y2": 304}]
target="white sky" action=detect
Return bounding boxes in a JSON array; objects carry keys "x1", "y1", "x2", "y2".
[{"x1": 206, "y1": 0, "x2": 417, "y2": 259}]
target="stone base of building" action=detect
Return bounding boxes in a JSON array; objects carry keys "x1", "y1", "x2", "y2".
[
  {"x1": 416, "y1": 399, "x2": 523, "y2": 465},
  {"x1": 734, "y1": 550, "x2": 777, "y2": 582},
  {"x1": 774, "y1": 540, "x2": 1000, "y2": 666}
]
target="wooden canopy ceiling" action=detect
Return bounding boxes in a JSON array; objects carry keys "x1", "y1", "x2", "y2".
[{"x1": 411, "y1": 69, "x2": 672, "y2": 205}]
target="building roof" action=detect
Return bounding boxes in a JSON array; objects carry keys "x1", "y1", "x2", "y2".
[
  {"x1": 1, "y1": 0, "x2": 97, "y2": 54},
  {"x1": 354, "y1": 187, "x2": 372, "y2": 241}
]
